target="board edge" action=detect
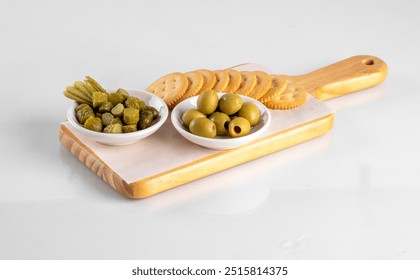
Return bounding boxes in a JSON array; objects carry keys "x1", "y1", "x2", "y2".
[{"x1": 127, "y1": 113, "x2": 335, "y2": 198}]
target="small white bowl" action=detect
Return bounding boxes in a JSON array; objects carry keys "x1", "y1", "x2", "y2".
[
  {"x1": 67, "y1": 89, "x2": 168, "y2": 146},
  {"x1": 171, "y1": 93, "x2": 271, "y2": 150}
]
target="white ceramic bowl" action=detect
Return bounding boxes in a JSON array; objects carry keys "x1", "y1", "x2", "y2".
[
  {"x1": 67, "y1": 89, "x2": 168, "y2": 146},
  {"x1": 171, "y1": 93, "x2": 271, "y2": 150}
]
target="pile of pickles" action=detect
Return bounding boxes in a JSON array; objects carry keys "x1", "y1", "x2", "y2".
[{"x1": 64, "y1": 76, "x2": 159, "y2": 133}]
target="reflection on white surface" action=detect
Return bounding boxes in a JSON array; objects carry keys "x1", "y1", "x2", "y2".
[
  {"x1": 57, "y1": 126, "x2": 333, "y2": 218},
  {"x1": 276, "y1": 234, "x2": 311, "y2": 259},
  {"x1": 2, "y1": 0, "x2": 420, "y2": 260},
  {"x1": 130, "y1": 132, "x2": 333, "y2": 214}
]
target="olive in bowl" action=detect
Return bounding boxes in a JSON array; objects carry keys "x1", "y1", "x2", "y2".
[{"x1": 171, "y1": 91, "x2": 271, "y2": 150}]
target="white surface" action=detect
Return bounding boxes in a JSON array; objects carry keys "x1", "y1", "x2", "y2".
[
  {"x1": 1, "y1": 0, "x2": 420, "y2": 260},
  {"x1": 67, "y1": 89, "x2": 168, "y2": 146},
  {"x1": 171, "y1": 92, "x2": 272, "y2": 150}
]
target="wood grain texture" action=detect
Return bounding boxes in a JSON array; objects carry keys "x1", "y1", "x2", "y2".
[
  {"x1": 284, "y1": 55, "x2": 388, "y2": 101},
  {"x1": 59, "y1": 125, "x2": 134, "y2": 197},
  {"x1": 58, "y1": 56, "x2": 387, "y2": 198},
  {"x1": 59, "y1": 113, "x2": 334, "y2": 198},
  {"x1": 128, "y1": 114, "x2": 334, "y2": 198}
]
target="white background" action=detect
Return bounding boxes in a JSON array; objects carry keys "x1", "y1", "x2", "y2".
[{"x1": 1, "y1": 0, "x2": 420, "y2": 260}]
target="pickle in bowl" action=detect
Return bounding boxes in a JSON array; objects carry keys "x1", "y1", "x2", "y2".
[{"x1": 64, "y1": 76, "x2": 169, "y2": 146}]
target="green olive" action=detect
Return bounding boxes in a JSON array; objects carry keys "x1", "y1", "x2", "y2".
[
  {"x1": 228, "y1": 117, "x2": 251, "y2": 138},
  {"x1": 218, "y1": 93, "x2": 242, "y2": 115},
  {"x1": 208, "y1": 112, "x2": 231, "y2": 135},
  {"x1": 189, "y1": 117, "x2": 216, "y2": 138},
  {"x1": 197, "y1": 89, "x2": 218, "y2": 115},
  {"x1": 182, "y1": 109, "x2": 207, "y2": 127},
  {"x1": 237, "y1": 102, "x2": 261, "y2": 126}
]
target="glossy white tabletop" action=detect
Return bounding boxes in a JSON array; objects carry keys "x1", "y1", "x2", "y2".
[{"x1": 1, "y1": 0, "x2": 420, "y2": 259}]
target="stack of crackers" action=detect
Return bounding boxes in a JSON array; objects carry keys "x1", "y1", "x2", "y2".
[{"x1": 146, "y1": 69, "x2": 307, "y2": 110}]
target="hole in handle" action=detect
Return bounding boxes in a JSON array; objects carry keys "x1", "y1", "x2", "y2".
[{"x1": 363, "y1": 58, "x2": 375, "y2": 65}]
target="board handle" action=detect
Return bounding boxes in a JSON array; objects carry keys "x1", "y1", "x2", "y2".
[{"x1": 287, "y1": 55, "x2": 388, "y2": 101}]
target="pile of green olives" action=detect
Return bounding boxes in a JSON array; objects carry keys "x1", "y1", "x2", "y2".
[
  {"x1": 75, "y1": 88, "x2": 159, "y2": 134},
  {"x1": 182, "y1": 90, "x2": 261, "y2": 138}
]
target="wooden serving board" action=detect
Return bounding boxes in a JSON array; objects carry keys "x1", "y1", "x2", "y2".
[{"x1": 59, "y1": 55, "x2": 387, "y2": 198}]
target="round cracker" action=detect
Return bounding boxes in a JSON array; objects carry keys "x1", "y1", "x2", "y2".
[
  {"x1": 146, "y1": 72, "x2": 188, "y2": 109},
  {"x1": 263, "y1": 84, "x2": 307, "y2": 110},
  {"x1": 259, "y1": 87, "x2": 282, "y2": 103},
  {"x1": 194, "y1": 69, "x2": 217, "y2": 94},
  {"x1": 212, "y1": 70, "x2": 230, "y2": 92},
  {"x1": 178, "y1": 71, "x2": 204, "y2": 102},
  {"x1": 248, "y1": 71, "x2": 272, "y2": 100},
  {"x1": 259, "y1": 75, "x2": 288, "y2": 103},
  {"x1": 223, "y1": 69, "x2": 242, "y2": 93},
  {"x1": 234, "y1": 71, "x2": 257, "y2": 96},
  {"x1": 271, "y1": 75, "x2": 289, "y2": 88}
]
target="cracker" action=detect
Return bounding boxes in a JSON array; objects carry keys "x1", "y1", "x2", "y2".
[
  {"x1": 263, "y1": 83, "x2": 307, "y2": 110},
  {"x1": 146, "y1": 72, "x2": 188, "y2": 109},
  {"x1": 223, "y1": 69, "x2": 242, "y2": 93},
  {"x1": 248, "y1": 71, "x2": 272, "y2": 100},
  {"x1": 212, "y1": 70, "x2": 230, "y2": 92},
  {"x1": 258, "y1": 75, "x2": 288, "y2": 103},
  {"x1": 234, "y1": 71, "x2": 257, "y2": 96},
  {"x1": 259, "y1": 87, "x2": 282, "y2": 104},
  {"x1": 178, "y1": 71, "x2": 204, "y2": 102},
  {"x1": 194, "y1": 69, "x2": 217, "y2": 94}
]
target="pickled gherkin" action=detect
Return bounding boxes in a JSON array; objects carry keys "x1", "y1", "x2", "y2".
[
  {"x1": 75, "y1": 103, "x2": 90, "y2": 113},
  {"x1": 116, "y1": 88, "x2": 129, "y2": 100},
  {"x1": 98, "y1": 101, "x2": 113, "y2": 113},
  {"x1": 101, "y1": 112, "x2": 114, "y2": 126},
  {"x1": 111, "y1": 103, "x2": 124, "y2": 117},
  {"x1": 66, "y1": 86, "x2": 92, "y2": 104},
  {"x1": 92, "y1": 91, "x2": 108, "y2": 108},
  {"x1": 103, "y1": 123, "x2": 122, "y2": 134},
  {"x1": 122, "y1": 124, "x2": 137, "y2": 133},
  {"x1": 108, "y1": 92, "x2": 125, "y2": 106},
  {"x1": 123, "y1": 108, "x2": 140, "y2": 125},
  {"x1": 138, "y1": 110, "x2": 154, "y2": 130},
  {"x1": 74, "y1": 81, "x2": 92, "y2": 99},
  {"x1": 64, "y1": 88, "x2": 91, "y2": 105},
  {"x1": 124, "y1": 96, "x2": 141, "y2": 109},
  {"x1": 138, "y1": 100, "x2": 147, "y2": 111},
  {"x1": 83, "y1": 82, "x2": 97, "y2": 95},
  {"x1": 76, "y1": 104, "x2": 94, "y2": 124},
  {"x1": 85, "y1": 76, "x2": 107, "y2": 94},
  {"x1": 111, "y1": 117, "x2": 123, "y2": 125},
  {"x1": 64, "y1": 76, "x2": 161, "y2": 135},
  {"x1": 84, "y1": 116, "x2": 103, "y2": 132},
  {"x1": 145, "y1": 106, "x2": 159, "y2": 119}
]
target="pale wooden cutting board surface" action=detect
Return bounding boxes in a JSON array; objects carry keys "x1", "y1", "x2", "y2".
[{"x1": 59, "y1": 56, "x2": 387, "y2": 198}]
